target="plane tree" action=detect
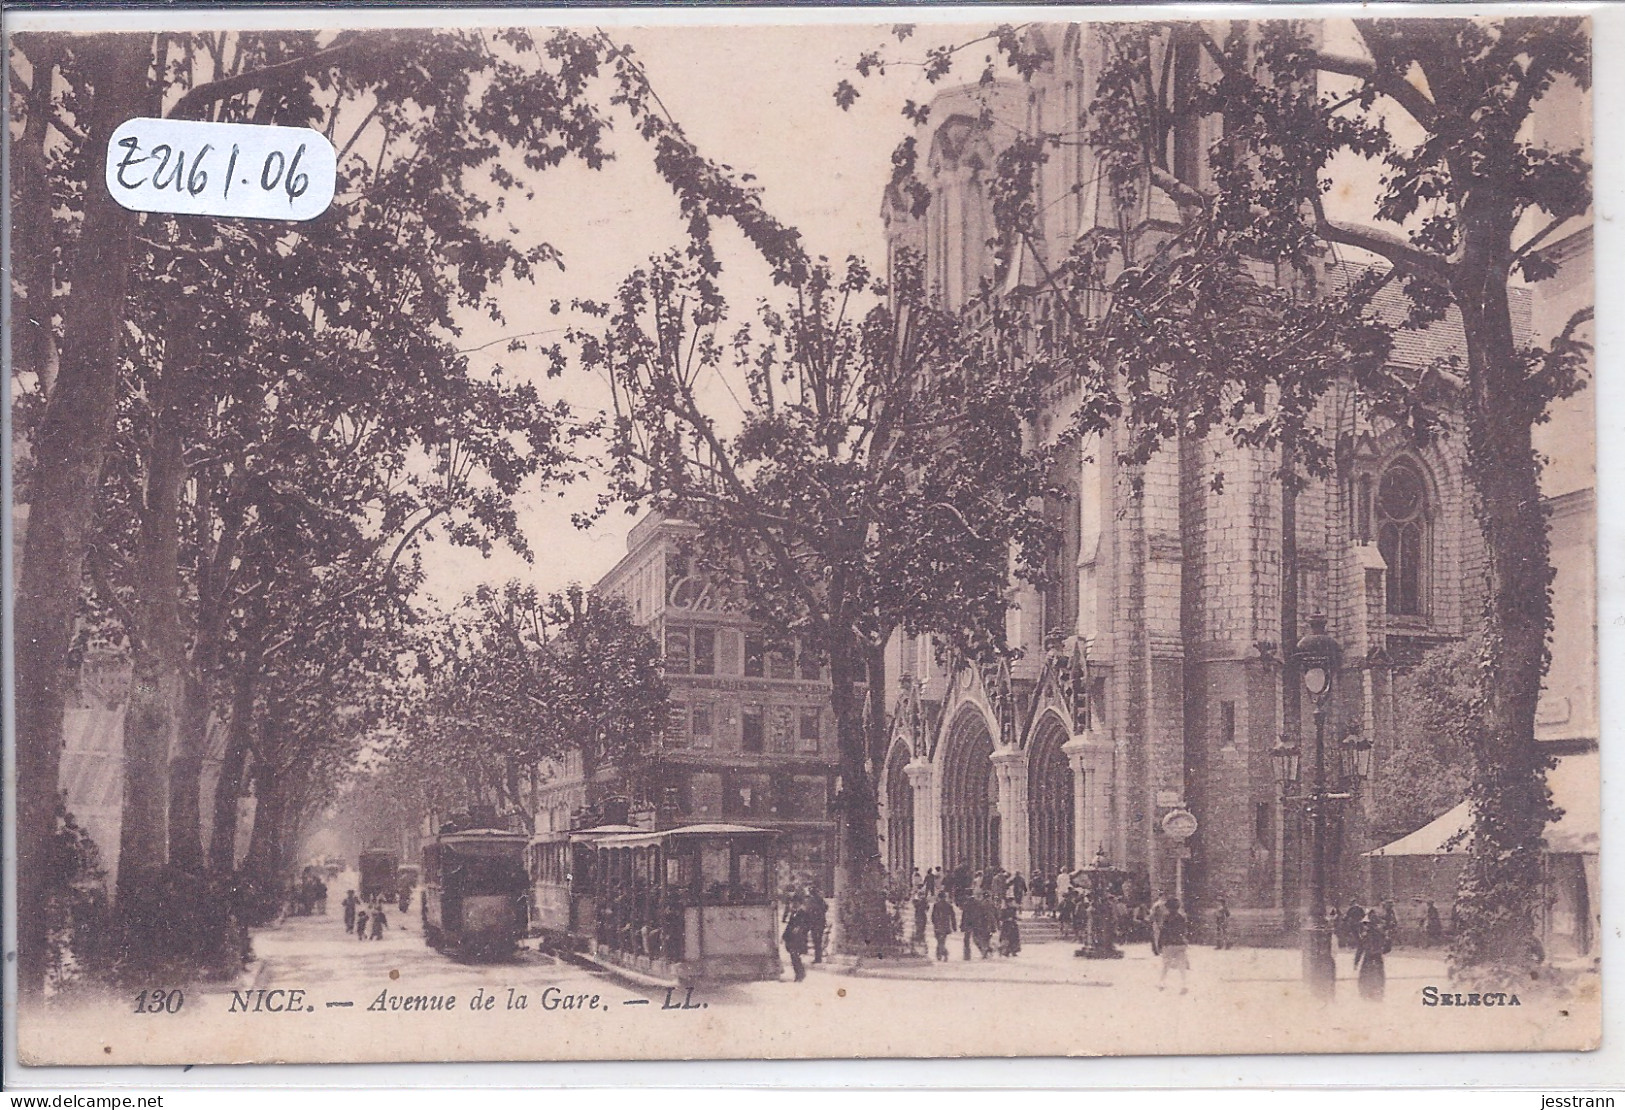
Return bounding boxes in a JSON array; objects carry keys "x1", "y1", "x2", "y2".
[{"x1": 578, "y1": 248, "x2": 1053, "y2": 951}]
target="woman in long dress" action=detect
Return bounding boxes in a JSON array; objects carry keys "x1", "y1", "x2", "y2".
[
  {"x1": 1353, "y1": 919, "x2": 1391, "y2": 1001},
  {"x1": 998, "y1": 898, "x2": 1021, "y2": 956}
]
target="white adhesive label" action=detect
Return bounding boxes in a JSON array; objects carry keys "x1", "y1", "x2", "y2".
[{"x1": 106, "y1": 118, "x2": 336, "y2": 221}]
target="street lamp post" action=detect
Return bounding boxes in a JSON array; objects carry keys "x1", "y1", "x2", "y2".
[{"x1": 1295, "y1": 614, "x2": 1341, "y2": 1001}]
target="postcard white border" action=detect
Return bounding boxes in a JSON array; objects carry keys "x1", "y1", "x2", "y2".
[{"x1": 3, "y1": 1, "x2": 1620, "y2": 1091}]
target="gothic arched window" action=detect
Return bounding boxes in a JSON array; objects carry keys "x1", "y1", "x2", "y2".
[{"x1": 1376, "y1": 458, "x2": 1429, "y2": 617}]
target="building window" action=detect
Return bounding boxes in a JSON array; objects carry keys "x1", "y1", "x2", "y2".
[
  {"x1": 1376, "y1": 458, "x2": 1429, "y2": 617},
  {"x1": 730, "y1": 773, "x2": 774, "y2": 818},
  {"x1": 1254, "y1": 801, "x2": 1273, "y2": 849},
  {"x1": 689, "y1": 772, "x2": 724, "y2": 818},
  {"x1": 742, "y1": 706, "x2": 765, "y2": 753},
  {"x1": 744, "y1": 635, "x2": 765, "y2": 678},
  {"x1": 798, "y1": 651, "x2": 822, "y2": 681},
  {"x1": 799, "y1": 709, "x2": 822, "y2": 753},
  {"x1": 667, "y1": 704, "x2": 689, "y2": 748},
  {"x1": 786, "y1": 775, "x2": 828, "y2": 818},
  {"x1": 1219, "y1": 701, "x2": 1236, "y2": 750},
  {"x1": 691, "y1": 704, "x2": 714, "y2": 749},
  {"x1": 771, "y1": 706, "x2": 797, "y2": 752},
  {"x1": 692, "y1": 627, "x2": 716, "y2": 676},
  {"x1": 664, "y1": 627, "x2": 691, "y2": 674}
]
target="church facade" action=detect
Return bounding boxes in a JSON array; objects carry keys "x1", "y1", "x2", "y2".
[{"x1": 871, "y1": 24, "x2": 1538, "y2": 932}]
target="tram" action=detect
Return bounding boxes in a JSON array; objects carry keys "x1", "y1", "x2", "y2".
[
  {"x1": 527, "y1": 824, "x2": 641, "y2": 952},
  {"x1": 358, "y1": 848, "x2": 399, "y2": 902},
  {"x1": 420, "y1": 826, "x2": 529, "y2": 957},
  {"x1": 526, "y1": 823, "x2": 782, "y2": 984}
]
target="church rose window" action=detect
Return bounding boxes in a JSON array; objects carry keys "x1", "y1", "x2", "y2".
[{"x1": 1376, "y1": 459, "x2": 1428, "y2": 616}]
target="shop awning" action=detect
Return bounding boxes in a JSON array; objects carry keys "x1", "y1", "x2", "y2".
[{"x1": 1366, "y1": 749, "x2": 1598, "y2": 857}]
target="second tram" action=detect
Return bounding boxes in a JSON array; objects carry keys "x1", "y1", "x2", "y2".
[
  {"x1": 421, "y1": 826, "x2": 529, "y2": 957},
  {"x1": 527, "y1": 823, "x2": 782, "y2": 984}
]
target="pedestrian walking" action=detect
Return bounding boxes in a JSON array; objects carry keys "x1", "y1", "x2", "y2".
[
  {"x1": 355, "y1": 908, "x2": 369, "y2": 940},
  {"x1": 370, "y1": 904, "x2": 388, "y2": 939},
  {"x1": 912, "y1": 888, "x2": 929, "y2": 945},
  {"x1": 930, "y1": 891, "x2": 957, "y2": 962},
  {"x1": 960, "y1": 894, "x2": 980, "y2": 961},
  {"x1": 1338, "y1": 901, "x2": 1365, "y2": 950},
  {"x1": 1212, "y1": 898, "x2": 1231, "y2": 950},
  {"x1": 998, "y1": 898, "x2": 1022, "y2": 957},
  {"x1": 1381, "y1": 900, "x2": 1400, "y2": 945},
  {"x1": 343, "y1": 890, "x2": 359, "y2": 932},
  {"x1": 1156, "y1": 898, "x2": 1191, "y2": 994},
  {"x1": 804, "y1": 884, "x2": 828, "y2": 964},
  {"x1": 782, "y1": 898, "x2": 812, "y2": 981},
  {"x1": 972, "y1": 894, "x2": 995, "y2": 958},
  {"x1": 1424, "y1": 901, "x2": 1444, "y2": 947},
  {"x1": 1011, "y1": 872, "x2": 1028, "y2": 912},
  {"x1": 1353, "y1": 919, "x2": 1391, "y2": 1001},
  {"x1": 1151, "y1": 891, "x2": 1171, "y2": 956}
]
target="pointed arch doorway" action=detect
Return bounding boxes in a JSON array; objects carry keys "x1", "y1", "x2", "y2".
[
  {"x1": 940, "y1": 709, "x2": 998, "y2": 874},
  {"x1": 1027, "y1": 716, "x2": 1075, "y2": 879}
]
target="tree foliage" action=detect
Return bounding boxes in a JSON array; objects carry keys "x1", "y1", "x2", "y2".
[
  {"x1": 1368, "y1": 638, "x2": 1479, "y2": 845},
  {"x1": 390, "y1": 583, "x2": 668, "y2": 821}
]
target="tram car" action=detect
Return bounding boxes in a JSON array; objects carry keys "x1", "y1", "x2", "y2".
[
  {"x1": 526, "y1": 824, "x2": 642, "y2": 953},
  {"x1": 420, "y1": 826, "x2": 529, "y2": 957},
  {"x1": 532, "y1": 823, "x2": 782, "y2": 984},
  {"x1": 358, "y1": 848, "x2": 399, "y2": 902}
]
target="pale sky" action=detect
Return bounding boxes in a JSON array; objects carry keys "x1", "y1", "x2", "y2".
[{"x1": 423, "y1": 22, "x2": 967, "y2": 605}]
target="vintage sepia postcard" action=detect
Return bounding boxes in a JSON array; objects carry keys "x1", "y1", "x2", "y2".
[{"x1": 5, "y1": 4, "x2": 1602, "y2": 1068}]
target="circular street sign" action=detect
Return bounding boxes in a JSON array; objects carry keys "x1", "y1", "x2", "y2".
[{"x1": 1161, "y1": 809, "x2": 1199, "y2": 840}]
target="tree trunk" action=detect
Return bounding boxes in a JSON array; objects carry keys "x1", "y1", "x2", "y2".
[
  {"x1": 10, "y1": 35, "x2": 62, "y2": 398},
  {"x1": 14, "y1": 34, "x2": 151, "y2": 1001},
  {"x1": 1451, "y1": 242, "x2": 1555, "y2": 983},
  {"x1": 828, "y1": 631, "x2": 891, "y2": 955},
  {"x1": 243, "y1": 768, "x2": 286, "y2": 889},
  {"x1": 169, "y1": 670, "x2": 213, "y2": 874},
  {"x1": 121, "y1": 397, "x2": 188, "y2": 889},
  {"x1": 208, "y1": 655, "x2": 258, "y2": 873}
]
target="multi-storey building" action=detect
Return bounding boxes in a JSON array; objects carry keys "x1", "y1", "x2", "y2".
[
  {"x1": 532, "y1": 512, "x2": 839, "y2": 895},
  {"x1": 873, "y1": 23, "x2": 1594, "y2": 940}
]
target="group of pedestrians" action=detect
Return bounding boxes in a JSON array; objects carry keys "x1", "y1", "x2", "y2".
[
  {"x1": 341, "y1": 889, "x2": 392, "y2": 942},
  {"x1": 919, "y1": 889, "x2": 1022, "y2": 962},
  {"x1": 290, "y1": 872, "x2": 329, "y2": 917},
  {"x1": 1332, "y1": 899, "x2": 1433, "y2": 1001},
  {"x1": 1335, "y1": 898, "x2": 1446, "y2": 950}
]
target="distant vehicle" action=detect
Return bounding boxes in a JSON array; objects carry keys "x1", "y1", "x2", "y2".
[
  {"x1": 359, "y1": 848, "x2": 400, "y2": 902},
  {"x1": 527, "y1": 823, "x2": 782, "y2": 984},
  {"x1": 396, "y1": 863, "x2": 420, "y2": 891},
  {"x1": 421, "y1": 827, "x2": 529, "y2": 957}
]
